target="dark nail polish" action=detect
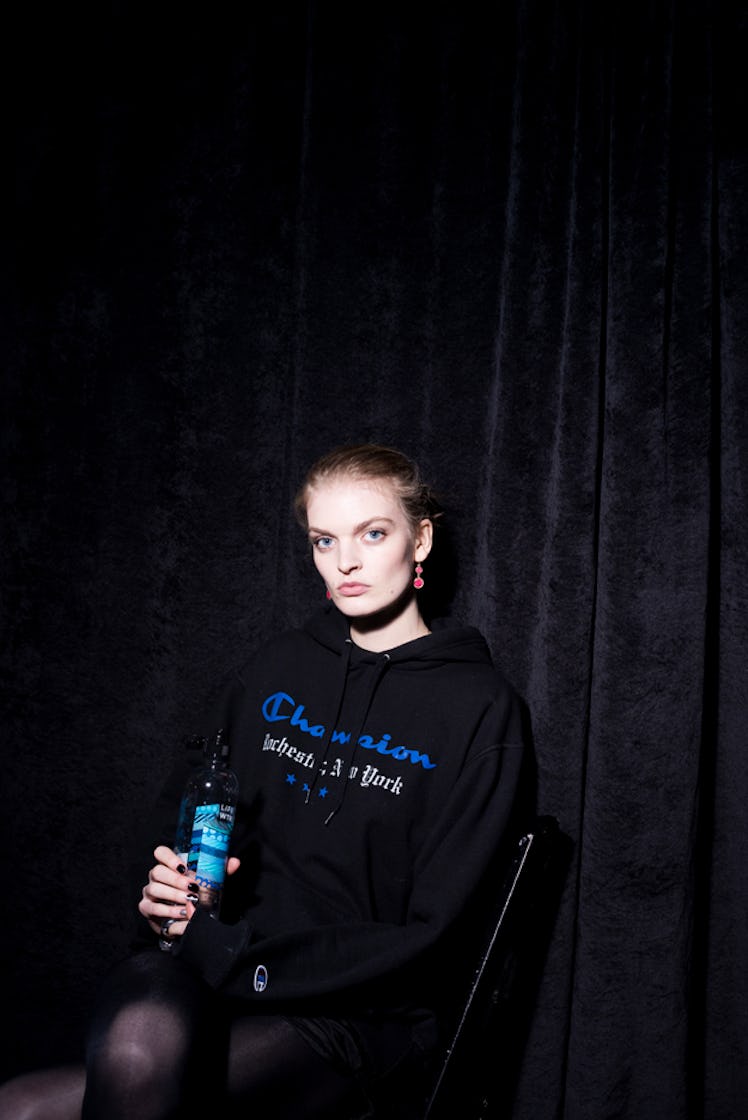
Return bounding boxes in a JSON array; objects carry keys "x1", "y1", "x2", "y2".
[
  {"x1": 188, "y1": 882, "x2": 199, "y2": 892},
  {"x1": 177, "y1": 863, "x2": 187, "y2": 875},
  {"x1": 186, "y1": 893, "x2": 199, "y2": 903}
]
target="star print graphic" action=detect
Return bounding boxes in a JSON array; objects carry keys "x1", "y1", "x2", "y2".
[
  {"x1": 302, "y1": 783, "x2": 311, "y2": 793},
  {"x1": 285, "y1": 773, "x2": 296, "y2": 785},
  {"x1": 318, "y1": 787, "x2": 328, "y2": 798}
]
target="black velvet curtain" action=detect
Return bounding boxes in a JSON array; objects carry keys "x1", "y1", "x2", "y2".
[{"x1": 4, "y1": 3, "x2": 746, "y2": 1118}]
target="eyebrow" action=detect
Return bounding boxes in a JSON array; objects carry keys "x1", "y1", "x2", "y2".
[{"x1": 307, "y1": 516, "x2": 396, "y2": 536}]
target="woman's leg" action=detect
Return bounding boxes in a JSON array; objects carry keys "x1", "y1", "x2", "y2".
[
  {"x1": 1, "y1": 954, "x2": 377, "y2": 1120},
  {"x1": 225, "y1": 1015, "x2": 367, "y2": 1119},
  {"x1": 0, "y1": 1065, "x2": 85, "y2": 1120},
  {"x1": 0, "y1": 1021, "x2": 365, "y2": 1120},
  {"x1": 81, "y1": 951, "x2": 219, "y2": 1120}
]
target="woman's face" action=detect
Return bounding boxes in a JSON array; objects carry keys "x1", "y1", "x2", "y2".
[{"x1": 305, "y1": 477, "x2": 432, "y2": 627}]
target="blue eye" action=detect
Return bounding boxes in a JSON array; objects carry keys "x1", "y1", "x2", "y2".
[
  {"x1": 364, "y1": 529, "x2": 385, "y2": 542},
  {"x1": 312, "y1": 536, "x2": 334, "y2": 551}
]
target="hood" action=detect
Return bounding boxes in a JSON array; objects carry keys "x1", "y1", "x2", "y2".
[
  {"x1": 299, "y1": 606, "x2": 495, "y2": 824},
  {"x1": 302, "y1": 604, "x2": 494, "y2": 668}
]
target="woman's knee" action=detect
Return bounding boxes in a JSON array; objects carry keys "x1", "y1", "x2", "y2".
[
  {"x1": 0, "y1": 1065, "x2": 85, "y2": 1120},
  {"x1": 87, "y1": 1000, "x2": 192, "y2": 1087}
]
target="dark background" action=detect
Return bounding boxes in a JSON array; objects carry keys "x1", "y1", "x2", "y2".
[{"x1": 3, "y1": 3, "x2": 746, "y2": 1118}]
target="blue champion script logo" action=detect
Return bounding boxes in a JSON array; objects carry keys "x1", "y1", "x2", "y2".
[
  {"x1": 253, "y1": 965, "x2": 269, "y2": 993},
  {"x1": 261, "y1": 691, "x2": 436, "y2": 770}
]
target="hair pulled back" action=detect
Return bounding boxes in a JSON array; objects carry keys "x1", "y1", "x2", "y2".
[{"x1": 294, "y1": 443, "x2": 442, "y2": 535}]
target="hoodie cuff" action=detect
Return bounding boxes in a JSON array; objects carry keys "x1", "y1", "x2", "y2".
[{"x1": 173, "y1": 907, "x2": 253, "y2": 989}]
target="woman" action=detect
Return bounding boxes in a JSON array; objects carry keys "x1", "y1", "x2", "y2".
[{"x1": 0, "y1": 444, "x2": 525, "y2": 1119}]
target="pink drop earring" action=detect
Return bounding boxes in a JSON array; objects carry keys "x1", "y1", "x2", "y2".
[
  {"x1": 326, "y1": 589, "x2": 332, "y2": 600},
  {"x1": 413, "y1": 563, "x2": 424, "y2": 590}
]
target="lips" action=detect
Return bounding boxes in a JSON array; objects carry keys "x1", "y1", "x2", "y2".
[{"x1": 337, "y1": 583, "x2": 369, "y2": 596}]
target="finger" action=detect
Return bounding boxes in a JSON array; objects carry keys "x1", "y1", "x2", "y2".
[
  {"x1": 227, "y1": 857, "x2": 241, "y2": 876},
  {"x1": 149, "y1": 862, "x2": 199, "y2": 893},
  {"x1": 142, "y1": 873, "x2": 199, "y2": 909},
  {"x1": 147, "y1": 917, "x2": 189, "y2": 939},
  {"x1": 146, "y1": 863, "x2": 200, "y2": 897},
  {"x1": 139, "y1": 894, "x2": 196, "y2": 924},
  {"x1": 142, "y1": 881, "x2": 198, "y2": 912},
  {"x1": 153, "y1": 845, "x2": 188, "y2": 872}
]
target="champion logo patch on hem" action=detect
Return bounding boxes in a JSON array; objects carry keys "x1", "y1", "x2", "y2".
[{"x1": 253, "y1": 965, "x2": 269, "y2": 993}]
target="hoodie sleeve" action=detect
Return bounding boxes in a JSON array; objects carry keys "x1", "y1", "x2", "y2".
[{"x1": 173, "y1": 696, "x2": 525, "y2": 1006}]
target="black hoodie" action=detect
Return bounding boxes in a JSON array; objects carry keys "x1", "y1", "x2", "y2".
[{"x1": 171, "y1": 605, "x2": 524, "y2": 1019}]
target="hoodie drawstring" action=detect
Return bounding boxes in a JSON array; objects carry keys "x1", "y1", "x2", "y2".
[
  {"x1": 303, "y1": 636, "x2": 393, "y2": 825},
  {"x1": 304, "y1": 637, "x2": 353, "y2": 807},
  {"x1": 323, "y1": 651, "x2": 391, "y2": 825}
]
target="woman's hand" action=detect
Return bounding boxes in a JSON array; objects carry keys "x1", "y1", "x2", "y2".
[{"x1": 139, "y1": 846, "x2": 241, "y2": 941}]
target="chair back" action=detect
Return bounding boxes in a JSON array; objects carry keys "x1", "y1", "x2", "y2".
[{"x1": 423, "y1": 816, "x2": 569, "y2": 1120}]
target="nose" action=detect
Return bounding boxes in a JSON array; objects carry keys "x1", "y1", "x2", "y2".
[{"x1": 337, "y1": 541, "x2": 361, "y2": 574}]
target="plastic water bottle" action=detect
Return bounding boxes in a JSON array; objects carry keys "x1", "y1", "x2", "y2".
[{"x1": 174, "y1": 730, "x2": 238, "y2": 916}]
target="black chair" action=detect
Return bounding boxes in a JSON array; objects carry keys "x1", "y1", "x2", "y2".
[{"x1": 422, "y1": 816, "x2": 569, "y2": 1120}]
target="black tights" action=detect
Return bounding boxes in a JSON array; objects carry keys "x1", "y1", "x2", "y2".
[
  {"x1": 0, "y1": 952, "x2": 367, "y2": 1120},
  {"x1": 83, "y1": 952, "x2": 366, "y2": 1119}
]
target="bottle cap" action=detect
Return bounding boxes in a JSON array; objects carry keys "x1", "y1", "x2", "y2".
[{"x1": 206, "y1": 729, "x2": 230, "y2": 761}]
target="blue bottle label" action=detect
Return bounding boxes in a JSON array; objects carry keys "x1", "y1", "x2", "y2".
[{"x1": 187, "y1": 802, "x2": 235, "y2": 890}]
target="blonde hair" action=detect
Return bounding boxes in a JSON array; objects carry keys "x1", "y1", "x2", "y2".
[{"x1": 294, "y1": 444, "x2": 442, "y2": 534}]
